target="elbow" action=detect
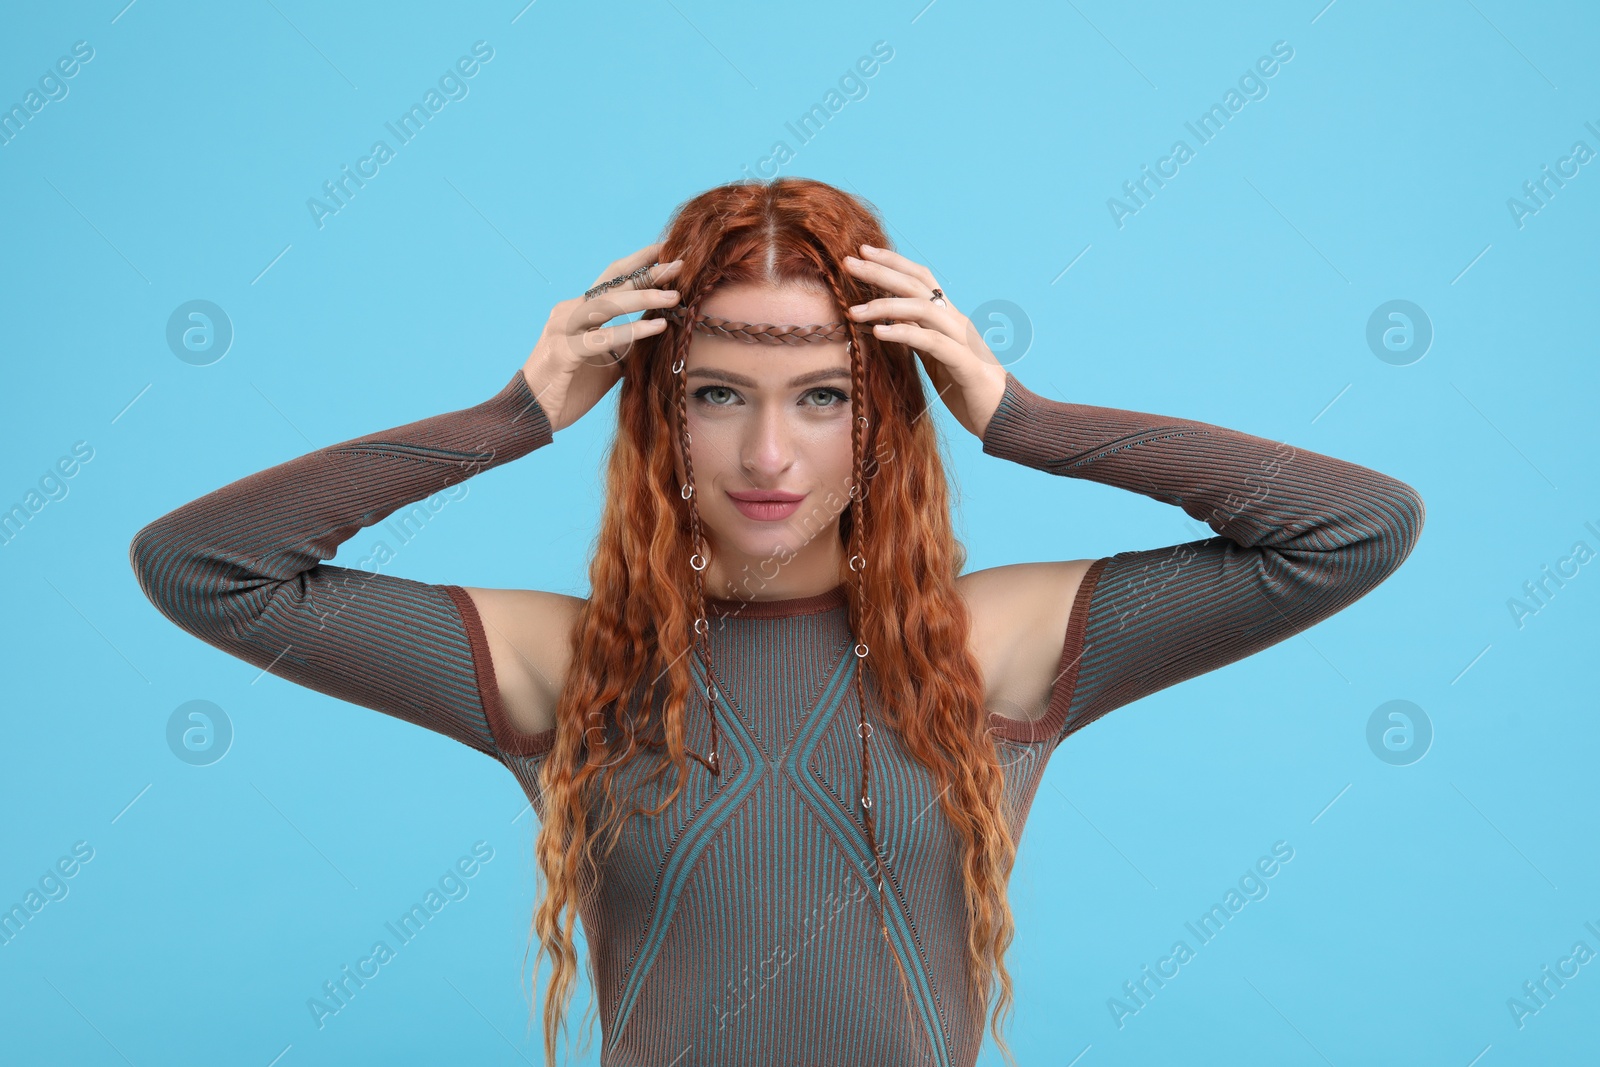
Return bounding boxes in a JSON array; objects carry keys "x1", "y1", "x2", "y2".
[
  {"x1": 130, "y1": 514, "x2": 283, "y2": 644},
  {"x1": 129, "y1": 516, "x2": 219, "y2": 633},
  {"x1": 129, "y1": 517, "x2": 182, "y2": 621},
  {"x1": 1372, "y1": 480, "x2": 1426, "y2": 576}
]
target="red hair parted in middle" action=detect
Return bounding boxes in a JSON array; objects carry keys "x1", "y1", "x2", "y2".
[{"x1": 527, "y1": 176, "x2": 1023, "y2": 1067}]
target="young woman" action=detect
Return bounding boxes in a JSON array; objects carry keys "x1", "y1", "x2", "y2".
[{"x1": 129, "y1": 177, "x2": 1424, "y2": 1067}]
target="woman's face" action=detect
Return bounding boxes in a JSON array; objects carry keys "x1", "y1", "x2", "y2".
[{"x1": 674, "y1": 282, "x2": 857, "y2": 596}]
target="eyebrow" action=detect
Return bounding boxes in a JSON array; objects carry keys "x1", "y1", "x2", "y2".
[{"x1": 685, "y1": 367, "x2": 852, "y2": 388}]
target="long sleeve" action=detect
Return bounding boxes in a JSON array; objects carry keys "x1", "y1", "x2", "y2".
[
  {"x1": 128, "y1": 368, "x2": 553, "y2": 762},
  {"x1": 980, "y1": 371, "x2": 1425, "y2": 748}
]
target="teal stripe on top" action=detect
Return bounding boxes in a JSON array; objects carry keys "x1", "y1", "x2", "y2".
[
  {"x1": 784, "y1": 648, "x2": 953, "y2": 1067},
  {"x1": 607, "y1": 650, "x2": 769, "y2": 1046}
]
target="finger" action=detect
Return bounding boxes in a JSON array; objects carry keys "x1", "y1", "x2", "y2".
[
  {"x1": 579, "y1": 315, "x2": 670, "y2": 363},
  {"x1": 868, "y1": 319, "x2": 967, "y2": 367},
  {"x1": 591, "y1": 242, "x2": 665, "y2": 289},
  {"x1": 849, "y1": 295, "x2": 963, "y2": 331},
  {"x1": 583, "y1": 258, "x2": 682, "y2": 310},
  {"x1": 569, "y1": 284, "x2": 681, "y2": 333},
  {"x1": 856, "y1": 243, "x2": 938, "y2": 290},
  {"x1": 843, "y1": 251, "x2": 938, "y2": 300},
  {"x1": 622, "y1": 258, "x2": 683, "y2": 291}
]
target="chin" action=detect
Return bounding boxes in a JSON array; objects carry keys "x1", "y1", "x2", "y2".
[{"x1": 709, "y1": 517, "x2": 808, "y2": 563}]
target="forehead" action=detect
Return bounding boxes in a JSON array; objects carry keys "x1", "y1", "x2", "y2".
[{"x1": 686, "y1": 283, "x2": 850, "y2": 379}]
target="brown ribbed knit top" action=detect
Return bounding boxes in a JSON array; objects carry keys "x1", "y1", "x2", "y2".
[{"x1": 129, "y1": 367, "x2": 1423, "y2": 1066}]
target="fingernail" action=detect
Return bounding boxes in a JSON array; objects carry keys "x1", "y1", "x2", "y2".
[
  {"x1": 845, "y1": 255, "x2": 859, "y2": 263},
  {"x1": 849, "y1": 304, "x2": 866, "y2": 313},
  {"x1": 861, "y1": 243, "x2": 877, "y2": 252}
]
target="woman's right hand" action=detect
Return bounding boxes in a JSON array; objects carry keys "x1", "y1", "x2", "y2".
[{"x1": 521, "y1": 242, "x2": 683, "y2": 433}]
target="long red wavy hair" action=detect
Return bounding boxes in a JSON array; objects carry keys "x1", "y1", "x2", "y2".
[{"x1": 526, "y1": 176, "x2": 1021, "y2": 1066}]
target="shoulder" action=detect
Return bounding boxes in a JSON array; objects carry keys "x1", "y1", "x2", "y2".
[
  {"x1": 955, "y1": 559, "x2": 1098, "y2": 723},
  {"x1": 458, "y1": 586, "x2": 586, "y2": 738}
]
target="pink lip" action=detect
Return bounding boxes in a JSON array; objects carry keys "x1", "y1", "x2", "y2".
[{"x1": 728, "y1": 492, "x2": 804, "y2": 521}]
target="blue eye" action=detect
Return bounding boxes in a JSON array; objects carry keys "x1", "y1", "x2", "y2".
[
  {"x1": 808, "y1": 388, "x2": 849, "y2": 408},
  {"x1": 692, "y1": 385, "x2": 737, "y2": 406},
  {"x1": 690, "y1": 386, "x2": 850, "y2": 409}
]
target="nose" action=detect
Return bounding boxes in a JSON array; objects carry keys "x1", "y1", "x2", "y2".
[{"x1": 741, "y1": 403, "x2": 796, "y2": 478}]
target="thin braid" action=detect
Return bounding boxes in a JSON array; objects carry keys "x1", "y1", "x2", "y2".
[
  {"x1": 668, "y1": 279, "x2": 926, "y2": 1053},
  {"x1": 661, "y1": 307, "x2": 849, "y2": 345},
  {"x1": 673, "y1": 291, "x2": 722, "y2": 777},
  {"x1": 834, "y1": 287, "x2": 927, "y2": 1057}
]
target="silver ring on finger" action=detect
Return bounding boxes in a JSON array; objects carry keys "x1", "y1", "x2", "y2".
[
  {"x1": 929, "y1": 287, "x2": 947, "y2": 307},
  {"x1": 585, "y1": 274, "x2": 629, "y2": 300},
  {"x1": 623, "y1": 263, "x2": 658, "y2": 290},
  {"x1": 584, "y1": 262, "x2": 659, "y2": 300}
]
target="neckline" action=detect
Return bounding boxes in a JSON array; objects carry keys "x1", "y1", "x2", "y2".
[{"x1": 703, "y1": 582, "x2": 848, "y2": 619}]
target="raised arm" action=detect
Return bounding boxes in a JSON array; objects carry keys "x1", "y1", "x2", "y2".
[
  {"x1": 978, "y1": 371, "x2": 1425, "y2": 748},
  {"x1": 128, "y1": 368, "x2": 558, "y2": 762}
]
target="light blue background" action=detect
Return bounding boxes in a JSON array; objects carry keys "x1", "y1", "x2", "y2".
[{"x1": 2, "y1": 1, "x2": 1596, "y2": 1064}]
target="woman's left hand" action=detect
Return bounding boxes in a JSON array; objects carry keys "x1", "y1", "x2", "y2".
[{"x1": 843, "y1": 243, "x2": 1009, "y2": 440}]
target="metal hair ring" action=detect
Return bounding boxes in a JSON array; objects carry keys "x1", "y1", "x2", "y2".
[
  {"x1": 690, "y1": 553, "x2": 707, "y2": 571},
  {"x1": 857, "y1": 721, "x2": 873, "y2": 739},
  {"x1": 671, "y1": 357, "x2": 685, "y2": 374},
  {"x1": 860, "y1": 795, "x2": 873, "y2": 810},
  {"x1": 848, "y1": 554, "x2": 865, "y2": 572},
  {"x1": 854, "y1": 642, "x2": 869, "y2": 657},
  {"x1": 681, "y1": 484, "x2": 694, "y2": 499}
]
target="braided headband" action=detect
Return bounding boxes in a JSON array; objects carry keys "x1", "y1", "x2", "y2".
[
  {"x1": 659, "y1": 306, "x2": 851, "y2": 345},
  {"x1": 584, "y1": 263, "x2": 855, "y2": 345}
]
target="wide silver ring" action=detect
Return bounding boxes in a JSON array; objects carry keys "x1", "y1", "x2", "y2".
[{"x1": 585, "y1": 263, "x2": 656, "y2": 300}]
